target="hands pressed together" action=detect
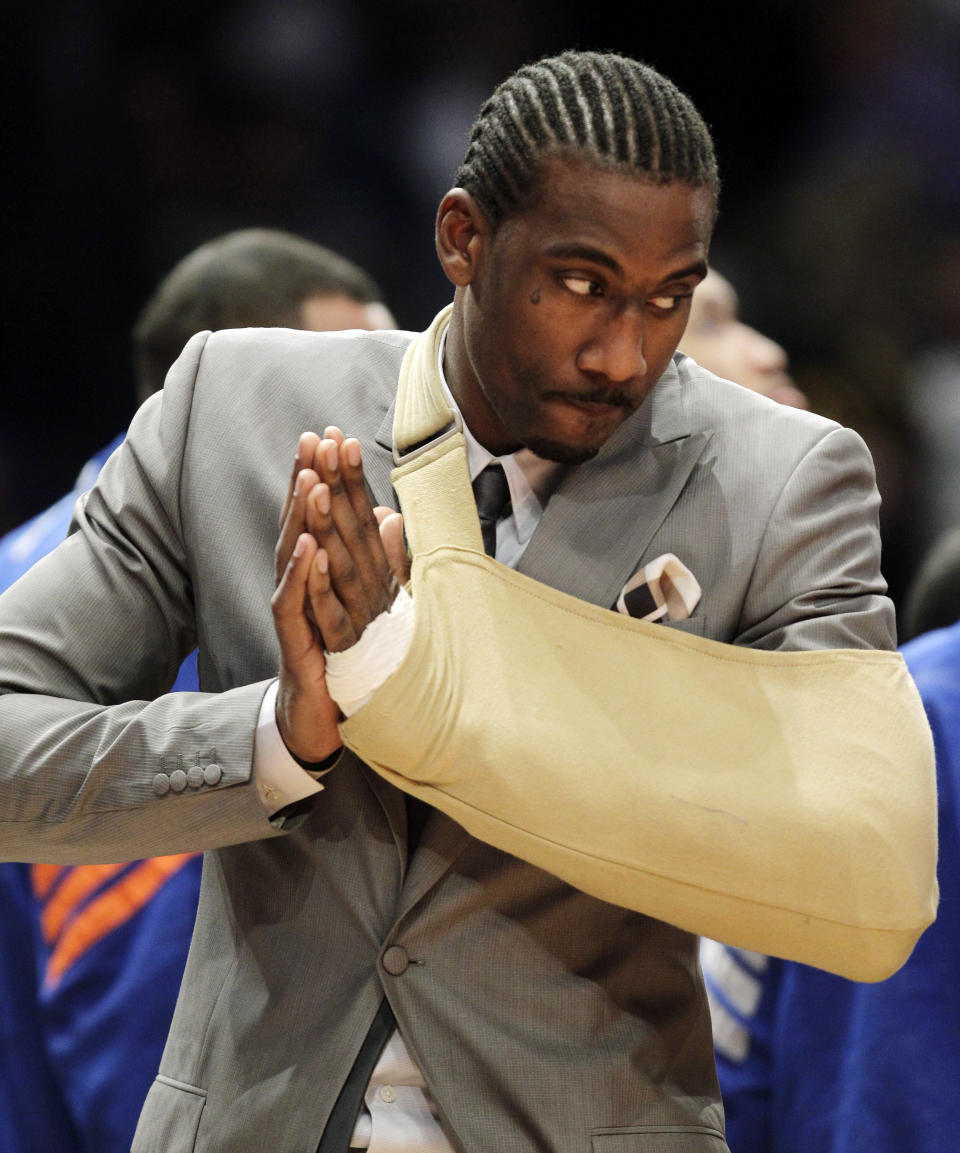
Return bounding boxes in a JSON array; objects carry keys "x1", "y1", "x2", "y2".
[{"x1": 272, "y1": 428, "x2": 409, "y2": 763}]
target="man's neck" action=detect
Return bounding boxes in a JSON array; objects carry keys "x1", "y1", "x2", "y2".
[{"x1": 441, "y1": 314, "x2": 520, "y2": 457}]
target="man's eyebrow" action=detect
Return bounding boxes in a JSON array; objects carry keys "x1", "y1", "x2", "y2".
[
  {"x1": 663, "y1": 260, "x2": 709, "y2": 284},
  {"x1": 543, "y1": 248, "x2": 709, "y2": 286},
  {"x1": 544, "y1": 244, "x2": 623, "y2": 275}
]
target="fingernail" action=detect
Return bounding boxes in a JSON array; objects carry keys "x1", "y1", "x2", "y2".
[
  {"x1": 345, "y1": 440, "x2": 361, "y2": 468},
  {"x1": 317, "y1": 549, "x2": 329, "y2": 574},
  {"x1": 295, "y1": 471, "x2": 307, "y2": 496},
  {"x1": 317, "y1": 485, "x2": 331, "y2": 515},
  {"x1": 293, "y1": 535, "x2": 305, "y2": 558},
  {"x1": 323, "y1": 441, "x2": 338, "y2": 471}
]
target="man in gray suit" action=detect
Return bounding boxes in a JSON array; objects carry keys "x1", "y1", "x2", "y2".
[{"x1": 0, "y1": 52, "x2": 933, "y2": 1153}]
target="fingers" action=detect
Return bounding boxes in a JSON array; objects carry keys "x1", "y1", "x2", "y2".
[
  {"x1": 275, "y1": 429, "x2": 348, "y2": 586},
  {"x1": 276, "y1": 429, "x2": 401, "y2": 645},
  {"x1": 272, "y1": 530, "x2": 356, "y2": 657},
  {"x1": 376, "y1": 510, "x2": 411, "y2": 587},
  {"x1": 308, "y1": 436, "x2": 394, "y2": 621},
  {"x1": 271, "y1": 532, "x2": 322, "y2": 664},
  {"x1": 275, "y1": 464, "x2": 320, "y2": 586},
  {"x1": 272, "y1": 532, "x2": 344, "y2": 762},
  {"x1": 279, "y1": 432, "x2": 322, "y2": 530},
  {"x1": 341, "y1": 439, "x2": 383, "y2": 554},
  {"x1": 303, "y1": 480, "x2": 372, "y2": 633},
  {"x1": 305, "y1": 544, "x2": 360, "y2": 654},
  {"x1": 276, "y1": 428, "x2": 344, "y2": 537}
]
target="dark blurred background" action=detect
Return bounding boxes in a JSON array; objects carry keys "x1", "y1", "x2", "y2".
[{"x1": 4, "y1": 0, "x2": 960, "y2": 609}]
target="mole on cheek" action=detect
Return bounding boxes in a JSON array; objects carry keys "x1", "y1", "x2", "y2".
[{"x1": 529, "y1": 287, "x2": 541, "y2": 304}]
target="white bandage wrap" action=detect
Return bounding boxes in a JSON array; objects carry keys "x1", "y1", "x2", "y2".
[{"x1": 324, "y1": 586, "x2": 415, "y2": 716}]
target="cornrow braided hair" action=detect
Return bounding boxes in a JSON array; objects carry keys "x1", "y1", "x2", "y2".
[{"x1": 455, "y1": 51, "x2": 719, "y2": 230}]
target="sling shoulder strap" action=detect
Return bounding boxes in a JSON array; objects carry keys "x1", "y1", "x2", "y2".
[{"x1": 340, "y1": 307, "x2": 938, "y2": 984}]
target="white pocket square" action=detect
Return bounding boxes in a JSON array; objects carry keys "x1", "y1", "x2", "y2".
[{"x1": 616, "y1": 553, "x2": 702, "y2": 622}]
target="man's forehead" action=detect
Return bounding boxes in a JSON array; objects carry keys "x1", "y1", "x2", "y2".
[
  {"x1": 535, "y1": 149, "x2": 714, "y2": 203},
  {"x1": 509, "y1": 155, "x2": 714, "y2": 265}
]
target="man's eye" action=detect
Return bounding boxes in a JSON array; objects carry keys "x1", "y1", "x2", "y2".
[
  {"x1": 650, "y1": 294, "x2": 688, "y2": 313},
  {"x1": 562, "y1": 275, "x2": 603, "y2": 297}
]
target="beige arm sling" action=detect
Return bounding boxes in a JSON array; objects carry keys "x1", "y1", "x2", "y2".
[{"x1": 340, "y1": 306, "x2": 938, "y2": 982}]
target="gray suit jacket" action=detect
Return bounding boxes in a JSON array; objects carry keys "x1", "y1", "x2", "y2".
[{"x1": 0, "y1": 325, "x2": 893, "y2": 1153}]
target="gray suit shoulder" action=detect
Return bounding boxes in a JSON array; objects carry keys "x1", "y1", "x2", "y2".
[
  {"x1": 181, "y1": 326, "x2": 416, "y2": 427},
  {"x1": 199, "y1": 324, "x2": 416, "y2": 371},
  {"x1": 671, "y1": 351, "x2": 870, "y2": 462},
  {"x1": 673, "y1": 351, "x2": 837, "y2": 433},
  {"x1": 203, "y1": 324, "x2": 417, "y2": 356}
]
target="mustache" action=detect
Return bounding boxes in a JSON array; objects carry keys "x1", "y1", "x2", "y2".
[{"x1": 548, "y1": 387, "x2": 638, "y2": 408}]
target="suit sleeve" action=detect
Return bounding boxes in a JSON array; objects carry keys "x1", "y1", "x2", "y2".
[
  {"x1": 0, "y1": 332, "x2": 282, "y2": 864},
  {"x1": 735, "y1": 424, "x2": 896, "y2": 652}
]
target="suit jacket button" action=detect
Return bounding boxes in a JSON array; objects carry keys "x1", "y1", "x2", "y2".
[
  {"x1": 152, "y1": 773, "x2": 171, "y2": 796},
  {"x1": 203, "y1": 763, "x2": 223, "y2": 786},
  {"x1": 381, "y1": 945, "x2": 408, "y2": 976},
  {"x1": 169, "y1": 769, "x2": 188, "y2": 793},
  {"x1": 186, "y1": 766, "x2": 204, "y2": 789}
]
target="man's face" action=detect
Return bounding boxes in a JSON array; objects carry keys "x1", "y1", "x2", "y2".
[
  {"x1": 678, "y1": 270, "x2": 807, "y2": 408},
  {"x1": 298, "y1": 294, "x2": 396, "y2": 332},
  {"x1": 452, "y1": 157, "x2": 714, "y2": 462}
]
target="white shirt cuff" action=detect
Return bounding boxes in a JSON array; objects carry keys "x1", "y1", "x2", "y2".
[{"x1": 253, "y1": 680, "x2": 326, "y2": 816}]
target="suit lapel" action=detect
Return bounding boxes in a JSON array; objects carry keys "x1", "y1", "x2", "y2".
[
  {"x1": 361, "y1": 765, "x2": 407, "y2": 862},
  {"x1": 361, "y1": 763, "x2": 472, "y2": 918},
  {"x1": 518, "y1": 358, "x2": 711, "y2": 609},
  {"x1": 396, "y1": 810, "x2": 473, "y2": 917}
]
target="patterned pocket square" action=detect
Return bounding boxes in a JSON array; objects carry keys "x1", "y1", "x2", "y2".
[{"x1": 616, "y1": 553, "x2": 702, "y2": 623}]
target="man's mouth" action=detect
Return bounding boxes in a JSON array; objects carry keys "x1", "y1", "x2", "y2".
[{"x1": 549, "y1": 390, "x2": 636, "y2": 413}]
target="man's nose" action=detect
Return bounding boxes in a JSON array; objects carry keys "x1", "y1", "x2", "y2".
[{"x1": 577, "y1": 310, "x2": 647, "y2": 383}]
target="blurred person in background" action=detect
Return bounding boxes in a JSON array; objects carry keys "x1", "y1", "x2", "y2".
[
  {"x1": 900, "y1": 524, "x2": 960, "y2": 642},
  {"x1": 678, "y1": 268, "x2": 807, "y2": 409},
  {"x1": 0, "y1": 227, "x2": 395, "y2": 1153},
  {"x1": 0, "y1": 229, "x2": 393, "y2": 590}
]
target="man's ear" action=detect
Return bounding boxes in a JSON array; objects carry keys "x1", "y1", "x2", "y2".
[{"x1": 435, "y1": 188, "x2": 489, "y2": 287}]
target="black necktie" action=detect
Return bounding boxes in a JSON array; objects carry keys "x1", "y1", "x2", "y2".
[
  {"x1": 316, "y1": 996, "x2": 395, "y2": 1152},
  {"x1": 472, "y1": 463, "x2": 511, "y2": 558}
]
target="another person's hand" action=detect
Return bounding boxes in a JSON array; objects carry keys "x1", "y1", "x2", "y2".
[{"x1": 271, "y1": 429, "x2": 408, "y2": 762}]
